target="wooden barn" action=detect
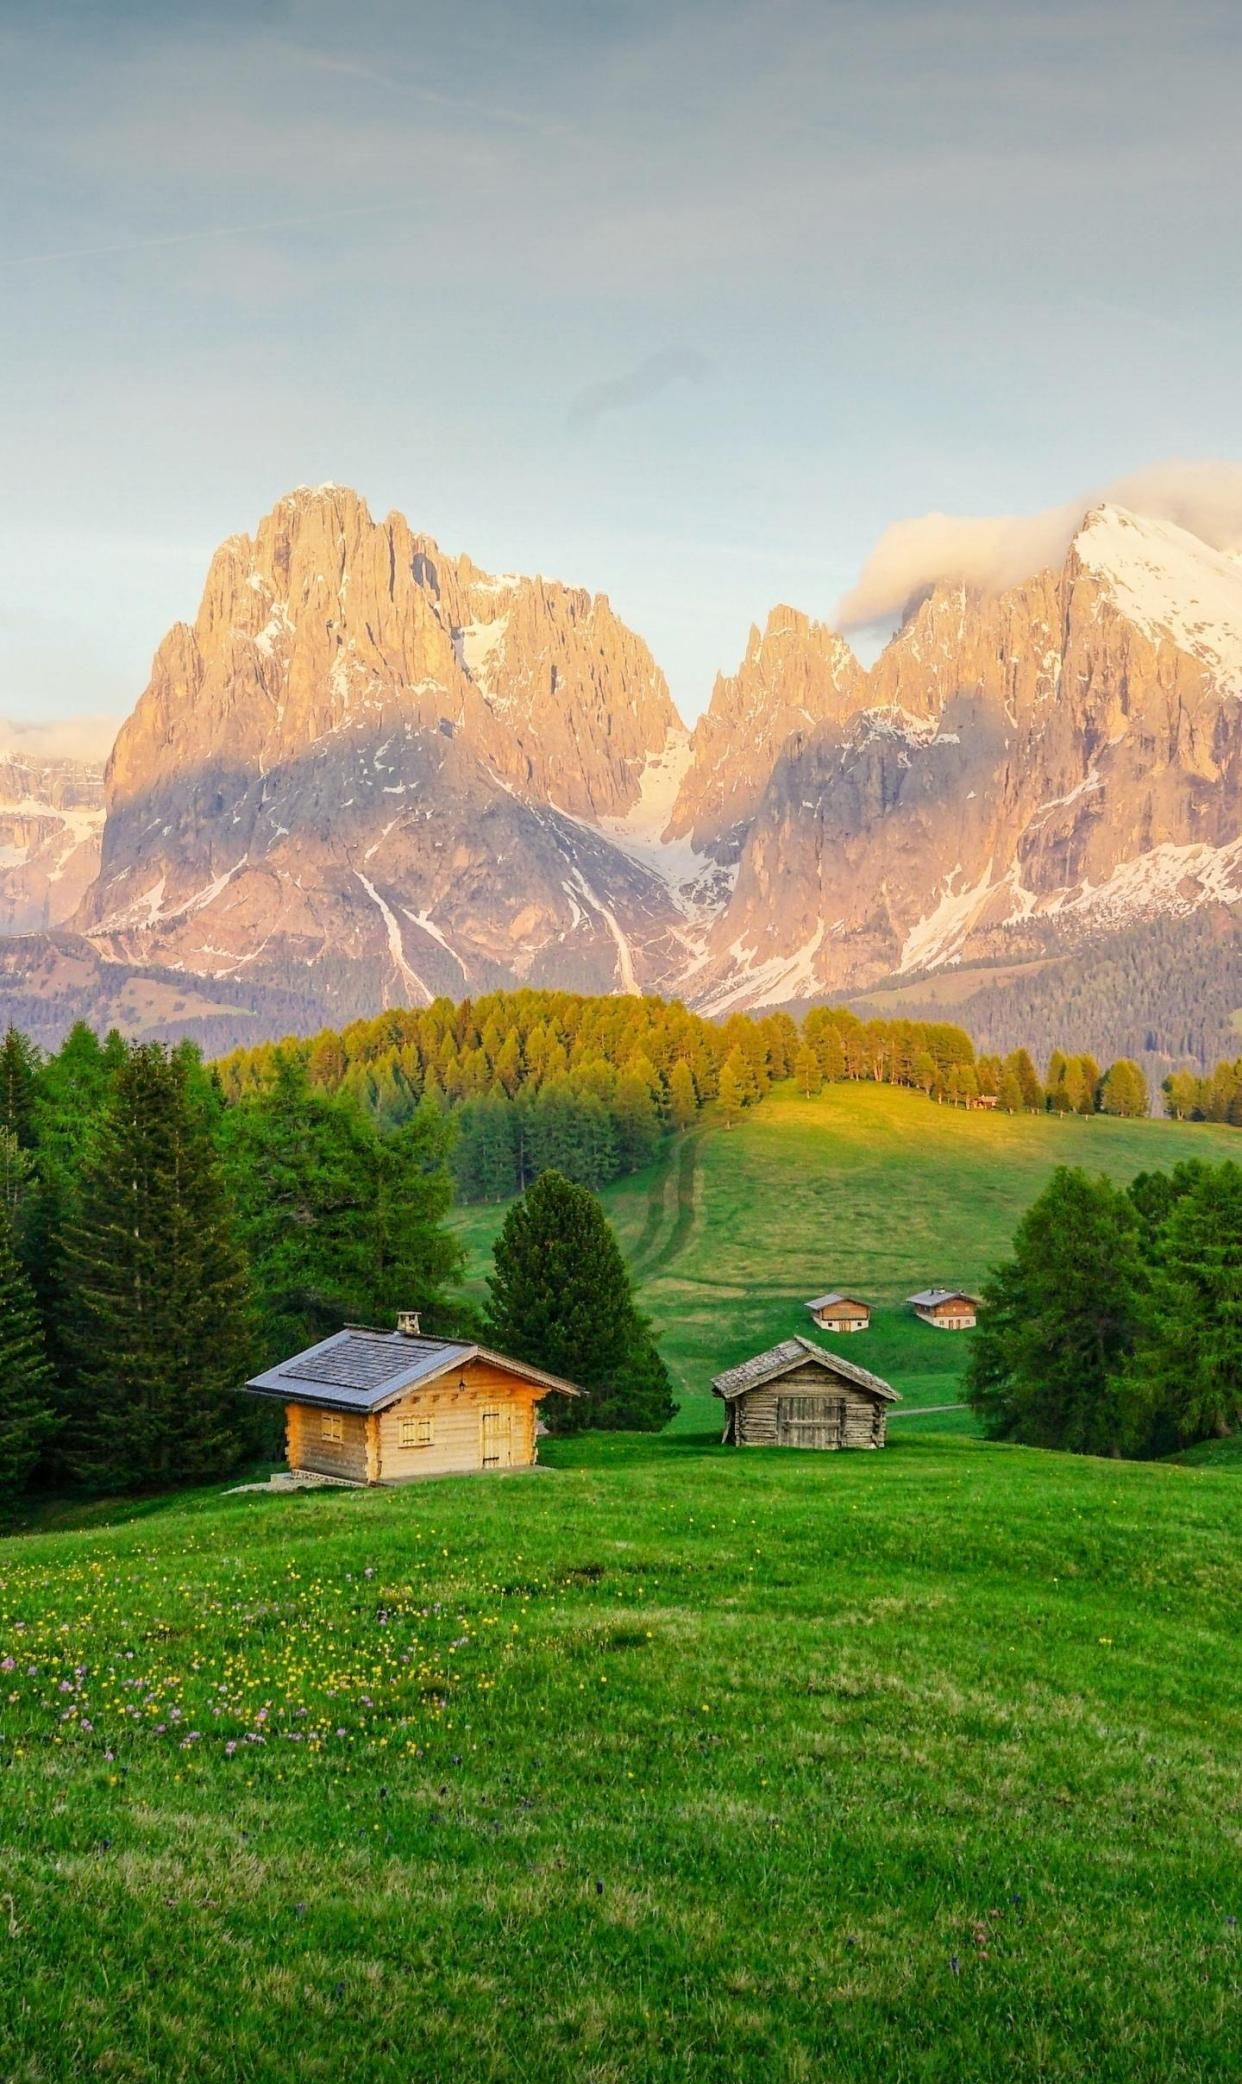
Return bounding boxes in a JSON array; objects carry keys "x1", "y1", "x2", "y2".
[
  {"x1": 907, "y1": 1287, "x2": 980, "y2": 1330},
  {"x1": 804, "y1": 1291, "x2": 871, "y2": 1333},
  {"x1": 241, "y1": 1316, "x2": 582, "y2": 1484},
  {"x1": 713, "y1": 1337, "x2": 899, "y2": 1450}
]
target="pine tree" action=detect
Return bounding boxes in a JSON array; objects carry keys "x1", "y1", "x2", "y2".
[
  {"x1": 965, "y1": 1167, "x2": 1145, "y2": 1455},
  {"x1": 59, "y1": 1043, "x2": 254, "y2": 1492},
  {"x1": 1132, "y1": 1162, "x2": 1242, "y2": 1446},
  {"x1": 0, "y1": 1027, "x2": 39, "y2": 1148},
  {"x1": 485, "y1": 1170, "x2": 676, "y2": 1432},
  {"x1": 370, "y1": 1103, "x2": 465, "y2": 1327},
  {"x1": 0, "y1": 1173, "x2": 56, "y2": 1511}
]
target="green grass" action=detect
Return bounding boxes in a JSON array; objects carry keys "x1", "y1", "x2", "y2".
[
  {"x1": 454, "y1": 1084, "x2": 1242, "y2": 1432},
  {"x1": 3, "y1": 1434, "x2": 1242, "y2": 2081}
]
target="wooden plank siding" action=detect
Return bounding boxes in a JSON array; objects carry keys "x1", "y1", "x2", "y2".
[
  {"x1": 286, "y1": 1402, "x2": 369, "y2": 1482},
  {"x1": 286, "y1": 1359, "x2": 545, "y2": 1485},
  {"x1": 734, "y1": 1365, "x2": 887, "y2": 1450}
]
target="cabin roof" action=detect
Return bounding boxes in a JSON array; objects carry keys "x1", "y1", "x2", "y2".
[
  {"x1": 804, "y1": 1292, "x2": 869, "y2": 1313},
  {"x1": 711, "y1": 1336, "x2": 899, "y2": 1404},
  {"x1": 241, "y1": 1326, "x2": 583, "y2": 1413},
  {"x1": 906, "y1": 1288, "x2": 980, "y2": 1308}
]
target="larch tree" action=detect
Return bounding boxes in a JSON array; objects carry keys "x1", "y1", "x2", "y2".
[{"x1": 794, "y1": 1043, "x2": 823, "y2": 1098}]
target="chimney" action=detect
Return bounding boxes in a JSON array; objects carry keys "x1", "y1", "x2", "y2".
[{"x1": 396, "y1": 1311, "x2": 422, "y2": 1338}]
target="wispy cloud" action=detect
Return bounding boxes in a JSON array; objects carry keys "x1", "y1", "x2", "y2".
[{"x1": 567, "y1": 349, "x2": 713, "y2": 433}]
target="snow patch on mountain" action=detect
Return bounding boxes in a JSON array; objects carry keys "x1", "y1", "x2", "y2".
[{"x1": 1077, "y1": 505, "x2": 1242, "y2": 690}]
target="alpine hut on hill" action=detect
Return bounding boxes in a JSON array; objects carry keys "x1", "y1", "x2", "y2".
[
  {"x1": 907, "y1": 1287, "x2": 980, "y2": 1330},
  {"x1": 713, "y1": 1337, "x2": 899, "y2": 1450},
  {"x1": 241, "y1": 1314, "x2": 582, "y2": 1484},
  {"x1": 804, "y1": 1292, "x2": 871, "y2": 1333}
]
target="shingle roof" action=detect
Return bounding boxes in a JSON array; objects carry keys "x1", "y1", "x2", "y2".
[
  {"x1": 712, "y1": 1336, "x2": 898, "y2": 1403},
  {"x1": 804, "y1": 1293, "x2": 870, "y2": 1313},
  {"x1": 242, "y1": 1327, "x2": 583, "y2": 1412},
  {"x1": 906, "y1": 1288, "x2": 980, "y2": 1309}
]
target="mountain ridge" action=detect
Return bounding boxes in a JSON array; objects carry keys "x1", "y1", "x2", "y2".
[{"x1": 3, "y1": 485, "x2": 1241, "y2": 1063}]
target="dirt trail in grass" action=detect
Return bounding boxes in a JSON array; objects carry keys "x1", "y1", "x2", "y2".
[{"x1": 629, "y1": 1131, "x2": 703, "y2": 1285}]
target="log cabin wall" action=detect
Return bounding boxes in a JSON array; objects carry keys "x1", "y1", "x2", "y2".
[
  {"x1": 286, "y1": 1402, "x2": 369, "y2": 1481},
  {"x1": 375, "y1": 1362, "x2": 541, "y2": 1483},
  {"x1": 734, "y1": 1366, "x2": 886, "y2": 1449}
]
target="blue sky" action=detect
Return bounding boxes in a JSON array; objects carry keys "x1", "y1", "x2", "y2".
[{"x1": 2, "y1": 0, "x2": 1240, "y2": 733}]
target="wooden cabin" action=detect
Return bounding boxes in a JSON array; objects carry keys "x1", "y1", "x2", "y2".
[
  {"x1": 713, "y1": 1336, "x2": 899, "y2": 1450},
  {"x1": 804, "y1": 1291, "x2": 871, "y2": 1333},
  {"x1": 241, "y1": 1317, "x2": 582, "y2": 1484},
  {"x1": 907, "y1": 1287, "x2": 980, "y2": 1330}
]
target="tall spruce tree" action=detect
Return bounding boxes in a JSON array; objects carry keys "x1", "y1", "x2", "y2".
[
  {"x1": 0, "y1": 1157, "x2": 57, "y2": 1511},
  {"x1": 59, "y1": 1042, "x2": 253, "y2": 1491},
  {"x1": 966, "y1": 1167, "x2": 1145, "y2": 1454},
  {"x1": 0, "y1": 1027, "x2": 39, "y2": 1148},
  {"x1": 1131, "y1": 1162, "x2": 1242, "y2": 1446},
  {"x1": 485, "y1": 1169, "x2": 675, "y2": 1432}
]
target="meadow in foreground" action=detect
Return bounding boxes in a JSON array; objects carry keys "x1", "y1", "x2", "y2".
[{"x1": 3, "y1": 1429, "x2": 1241, "y2": 2082}]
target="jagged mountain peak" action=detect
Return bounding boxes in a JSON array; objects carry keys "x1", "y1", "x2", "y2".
[{"x1": 1068, "y1": 502, "x2": 1242, "y2": 686}]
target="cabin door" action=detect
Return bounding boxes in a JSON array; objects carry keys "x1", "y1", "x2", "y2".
[
  {"x1": 480, "y1": 1406, "x2": 513, "y2": 1469},
  {"x1": 776, "y1": 1395, "x2": 846, "y2": 1449}
]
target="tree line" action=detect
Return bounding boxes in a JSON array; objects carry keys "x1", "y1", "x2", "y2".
[
  {"x1": 1163, "y1": 1055, "x2": 1242, "y2": 1126},
  {"x1": 0, "y1": 1019, "x2": 677, "y2": 1515},
  {"x1": 966, "y1": 1159, "x2": 1242, "y2": 1455},
  {"x1": 215, "y1": 991, "x2": 1162, "y2": 1202}
]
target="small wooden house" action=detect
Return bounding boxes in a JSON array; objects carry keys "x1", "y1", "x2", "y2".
[
  {"x1": 713, "y1": 1336, "x2": 899, "y2": 1450},
  {"x1": 907, "y1": 1287, "x2": 980, "y2": 1330},
  {"x1": 241, "y1": 1318, "x2": 582, "y2": 1484},
  {"x1": 804, "y1": 1291, "x2": 871, "y2": 1333}
]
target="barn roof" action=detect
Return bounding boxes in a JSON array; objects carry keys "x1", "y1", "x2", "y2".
[
  {"x1": 242, "y1": 1326, "x2": 583, "y2": 1413},
  {"x1": 804, "y1": 1292, "x2": 870, "y2": 1313},
  {"x1": 711, "y1": 1336, "x2": 899, "y2": 1403},
  {"x1": 906, "y1": 1288, "x2": 981, "y2": 1308}
]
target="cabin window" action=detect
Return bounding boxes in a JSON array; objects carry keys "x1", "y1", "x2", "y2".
[
  {"x1": 399, "y1": 1414, "x2": 434, "y2": 1449},
  {"x1": 320, "y1": 1412, "x2": 344, "y2": 1443}
]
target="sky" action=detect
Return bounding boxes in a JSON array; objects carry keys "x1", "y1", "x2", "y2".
[{"x1": 2, "y1": 0, "x2": 1240, "y2": 741}]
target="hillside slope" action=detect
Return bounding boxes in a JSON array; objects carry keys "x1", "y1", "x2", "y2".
[
  {"x1": 2, "y1": 1432, "x2": 1241, "y2": 2081},
  {"x1": 453, "y1": 1083, "x2": 1242, "y2": 1425}
]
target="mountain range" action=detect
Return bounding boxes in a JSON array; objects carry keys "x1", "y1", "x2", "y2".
[{"x1": 3, "y1": 482, "x2": 1241, "y2": 1069}]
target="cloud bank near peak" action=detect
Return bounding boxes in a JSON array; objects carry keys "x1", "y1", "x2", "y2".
[
  {"x1": 0, "y1": 714, "x2": 120, "y2": 764},
  {"x1": 835, "y1": 459, "x2": 1242, "y2": 630}
]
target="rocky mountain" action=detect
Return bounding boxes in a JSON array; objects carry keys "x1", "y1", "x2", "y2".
[
  {"x1": 80, "y1": 485, "x2": 693, "y2": 1016},
  {"x1": 4, "y1": 487, "x2": 1242, "y2": 1068},
  {"x1": 0, "y1": 749, "x2": 105, "y2": 933},
  {"x1": 689, "y1": 505, "x2": 1242, "y2": 1017}
]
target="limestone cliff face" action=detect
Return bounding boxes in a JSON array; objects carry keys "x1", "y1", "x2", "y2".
[
  {"x1": 667, "y1": 607, "x2": 866, "y2": 858},
  {"x1": 31, "y1": 490, "x2": 1242, "y2": 1042},
  {"x1": 0, "y1": 754, "x2": 104, "y2": 933},
  {"x1": 691, "y1": 507, "x2": 1242, "y2": 1010},
  {"x1": 83, "y1": 486, "x2": 682, "y2": 1011}
]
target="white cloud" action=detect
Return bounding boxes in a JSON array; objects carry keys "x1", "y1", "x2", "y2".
[
  {"x1": 835, "y1": 460, "x2": 1242, "y2": 629},
  {"x1": 0, "y1": 714, "x2": 119, "y2": 763}
]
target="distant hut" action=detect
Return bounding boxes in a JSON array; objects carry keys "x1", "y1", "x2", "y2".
[
  {"x1": 906, "y1": 1287, "x2": 980, "y2": 1330},
  {"x1": 713, "y1": 1336, "x2": 899, "y2": 1450},
  {"x1": 803, "y1": 1291, "x2": 871, "y2": 1333},
  {"x1": 240, "y1": 1314, "x2": 582, "y2": 1484}
]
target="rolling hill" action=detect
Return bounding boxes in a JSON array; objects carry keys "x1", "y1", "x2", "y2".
[{"x1": 452, "y1": 1082, "x2": 1242, "y2": 1427}]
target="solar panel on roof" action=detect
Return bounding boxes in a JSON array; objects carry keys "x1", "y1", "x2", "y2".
[{"x1": 285, "y1": 1335, "x2": 430, "y2": 1393}]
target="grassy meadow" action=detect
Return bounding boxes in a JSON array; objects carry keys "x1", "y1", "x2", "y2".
[
  {"x1": 5, "y1": 1083, "x2": 1242, "y2": 2080},
  {"x1": 3, "y1": 1434, "x2": 1242, "y2": 2081},
  {"x1": 454, "y1": 1081, "x2": 1242, "y2": 1429}
]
